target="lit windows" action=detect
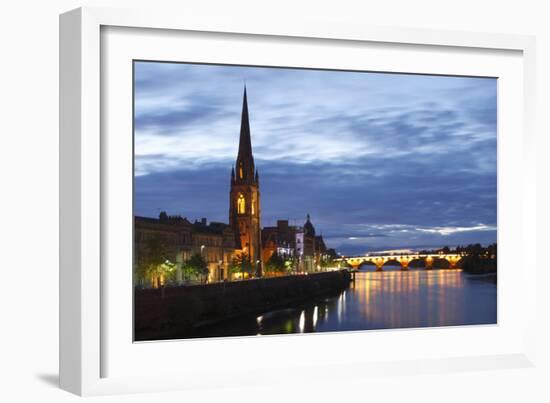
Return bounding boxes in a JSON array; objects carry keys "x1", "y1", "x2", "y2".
[{"x1": 237, "y1": 194, "x2": 246, "y2": 214}]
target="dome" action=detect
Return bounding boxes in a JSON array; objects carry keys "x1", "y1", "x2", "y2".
[{"x1": 304, "y1": 214, "x2": 315, "y2": 237}]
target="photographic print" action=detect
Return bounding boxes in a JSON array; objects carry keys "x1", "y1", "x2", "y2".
[{"x1": 133, "y1": 61, "x2": 497, "y2": 341}]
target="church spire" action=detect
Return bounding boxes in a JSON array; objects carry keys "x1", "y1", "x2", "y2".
[{"x1": 235, "y1": 86, "x2": 256, "y2": 184}]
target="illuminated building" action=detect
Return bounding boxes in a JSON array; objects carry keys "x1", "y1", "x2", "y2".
[
  {"x1": 262, "y1": 220, "x2": 298, "y2": 262},
  {"x1": 134, "y1": 213, "x2": 238, "y2": 286},
  {"x1": 229, "y1": 87, "x2": 263, "y2": 276},
  {"x1": 261, "y1": 215, "x2": 328, "y2": 272}
]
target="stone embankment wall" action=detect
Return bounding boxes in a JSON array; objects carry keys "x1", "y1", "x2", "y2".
[{"x1": 135, "y1": 270, "x2": 351, "y2": 341}]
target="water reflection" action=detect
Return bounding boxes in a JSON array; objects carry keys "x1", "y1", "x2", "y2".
[
  {"x1": 349, "y1": 269, "x2": 467, "y2": 329},
  {"x1": 192, "y1": 268, "x2": 496, "y2": 338}
]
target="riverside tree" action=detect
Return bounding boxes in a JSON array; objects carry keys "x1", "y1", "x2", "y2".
[
  {"x1": 136, "y1": 235, "x2": 176, "y2": 288},
  {"x1": 265, "y1": 252, "x2": 286, "y2": 274},
  {"x1": 182, "y1": 253, "x2": 209, "y2": 284},
  {"x1": 230, "y1": 252, "x2": 253, "y2": 279}
]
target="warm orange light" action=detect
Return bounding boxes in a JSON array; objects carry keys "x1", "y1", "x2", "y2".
[{"x1": 237, "y1": 193, "x2": 245, "y2": 214}]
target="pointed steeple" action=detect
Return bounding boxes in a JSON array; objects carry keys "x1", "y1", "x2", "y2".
[
  {"x1": 239, "y1": 86, "x2": 252, "y2": 154},
  {"x1": 235, "y1": 86, "x2": 256, "y2": 184}
]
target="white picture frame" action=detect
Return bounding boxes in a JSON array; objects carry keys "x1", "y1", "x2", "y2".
[{"x1": 59, "y1": 6, "x2": 537, "y2": 396}]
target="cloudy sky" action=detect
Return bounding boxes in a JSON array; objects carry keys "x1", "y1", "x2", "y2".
[{"x1": 134, "y1": 61, "x2": 497, "y2": 255}]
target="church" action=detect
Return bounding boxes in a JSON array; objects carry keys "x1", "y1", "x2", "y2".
[
  {"x1": 229, "y1": 87, "x2": 263, "y2": 276},
  {"x1": 229, "y1": 87, "x2": 328, "y2": 275},
  {"x1": 134, "y1": 87, "x2": 327, "y2": 286}
]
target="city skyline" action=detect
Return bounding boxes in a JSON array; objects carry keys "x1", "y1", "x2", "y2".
[{"x1": 134, "y1": 61, "x2": 497, "y2": 255}]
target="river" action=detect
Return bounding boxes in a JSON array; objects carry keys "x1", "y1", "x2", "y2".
[{"x1": 191, "y1": 267, "x2": 497, "y2": 338}]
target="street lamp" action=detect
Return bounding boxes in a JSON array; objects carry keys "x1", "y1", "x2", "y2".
[{"x1": 199, "y1": 245, "x2": 206, "y2": 283}]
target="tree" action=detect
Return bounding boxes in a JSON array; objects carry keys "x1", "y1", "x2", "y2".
[
  {"x1": 320, "y1": 256, "x2": 335, "y2": 270},
  {"x1": 136, "y1": 235, "x2": 176, "y2": 288},
  {"x1": 265, "y1": 252, "x2": 285, "y2": 274},
  {"x1": 461, "y1": 243, "x2": 497, "y2": 274},
  {"x1": 230, "y1": 252, "x2": 253, "y2": 279},
  {"x1": 182, "y1": 253, "x2": 209, "y2": 284},
  {"x1": 284, "y1": 256, "x2": 297, "y2": 274},
  {"x1": 488, "y1": 243, "x2": 497, "y2": 260},
  {"x1": 148, "y1": 260, "x2": 176, "y2": 287}
]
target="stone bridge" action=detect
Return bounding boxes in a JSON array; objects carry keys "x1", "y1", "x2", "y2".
[{"x1": 337, "y1": 254, "x2": 463, "y2": 271}]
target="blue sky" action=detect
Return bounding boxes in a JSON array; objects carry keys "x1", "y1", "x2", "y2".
[{"x1": 134, "y1": 61, "x2": 497, "y2": 255}]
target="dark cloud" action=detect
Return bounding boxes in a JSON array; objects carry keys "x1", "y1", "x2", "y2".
[
  {"x1": 135, "y1": 103, "x2": 230, "y2": 135},
  {"x1": 134, "y1": 62, "x2": 497, "y2": 254}
]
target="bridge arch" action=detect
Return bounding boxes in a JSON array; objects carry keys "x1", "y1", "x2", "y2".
[
  {"x1": 408, "y1": 257, "x2": 425, "y2": 269},
  {"x1": 371, "y1": 256, "x2": 415, "y2": 271},
  {"x1": 357, "y1": 260, "x2": 377, "y2": 271},
  {"x1": 432, "y1": 257, "x2": 450, "y2": 269},
  {"x1": 381, "y1": 258, "x2": 401, "y2": 269},
  {"x1": 438, "y1": 255, "x2": 463, "y2": 269}
]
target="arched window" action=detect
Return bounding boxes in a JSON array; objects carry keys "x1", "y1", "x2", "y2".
[
  {"x1": 239, "y1": 163, "x2": 244, "y2": 179},
  {"x1": 251, "y1": 196, "x2": 255, "y2": 215},
  {"x1": 237, "y1": 194, "x2": 245, "y2": 214}
]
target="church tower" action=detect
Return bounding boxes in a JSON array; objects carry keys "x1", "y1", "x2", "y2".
[{"x1": 229, "y1": 87, "x2": 262, "y2": 276}]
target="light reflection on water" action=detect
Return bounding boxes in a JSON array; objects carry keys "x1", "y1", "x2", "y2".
[
  {"x1": 343, "y1": 269, "x2": 466, "y2": 330},
  {"x1": 194, "y1": 268, "x2": 497, "y2": 338}
]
